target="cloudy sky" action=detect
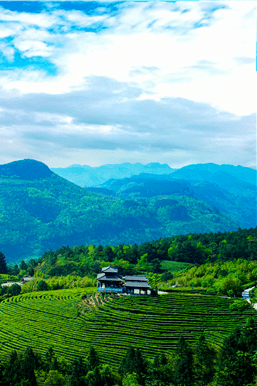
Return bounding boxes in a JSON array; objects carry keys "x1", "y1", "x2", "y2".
[{"x1": 0, "y1": 1, "x2": 256, "y2": 169}]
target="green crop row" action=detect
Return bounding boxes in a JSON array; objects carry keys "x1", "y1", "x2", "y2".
[{"x1": 0, "y1": 290, "x2": 255, "y2": 368}]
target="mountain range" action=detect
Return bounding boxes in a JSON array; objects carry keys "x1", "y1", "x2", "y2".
[
  {"x1": 0, "y1": 159, "x2": 249, "y2": 263},
  {"x1": 51, "y1": 162, "x2": 175, "y2": 187}
]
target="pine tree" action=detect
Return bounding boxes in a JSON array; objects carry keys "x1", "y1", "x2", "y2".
[
  {"x1": 49, "y1": 357, "x2": 58, "y2": 371},
  {"x1": 175, "y1": 336, "x2": 194, "y2": 386},
  {"x1": 118, "y1": 346, "x2": 147, "y2": 385},
  {"x1": 67, "y1": 357, "x2": 87, "y2": 386},
  {"x1": 242, "y1": 317, "x2": 257, "y2": 353},
  {"x1": 119, "y1": 346, "x2": 136, "y2": 376},
  {"x1": 87, "y1": 346, "x2": 100, "y2": 371},
  {"x1": 215, "y1": 327, "x2": 256, "y2": 386},
  {"x1": 21, "y1": 347, "x2": 37, "y2": 386},
  {"x1": 0, "y1": 251, "x2": 7, "y2": 274},
  {"x1": 194, "y1": 335, "x2": 215, "y2": 385},
  {"x1": 3, "y1": 350, "x2": 22, "y2": 385},
  {"x1": 45, "y1": 346, "x2": 54, "y2": 371},
  {"x1": 151, "y1": 353, "x2": 173, "y2": 385}
]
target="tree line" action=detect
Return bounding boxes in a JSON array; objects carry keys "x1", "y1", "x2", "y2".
[{"x1": 2, "y1": 227, "x2": 256, "y2": 280}]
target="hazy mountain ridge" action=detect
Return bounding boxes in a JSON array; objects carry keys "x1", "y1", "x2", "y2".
[
  {"x1": 0, "y1": 159, "x2": 240, "y2": 262},
  {"x1": 51, "y1": 162, "x2": 175, "y2": 187},
  {"x1": 94, "y1": 168, "x2": 256, "y2": 229}
]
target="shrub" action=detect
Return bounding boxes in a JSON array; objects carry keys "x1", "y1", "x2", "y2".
[
  {"x1": 161, "y1": 272, "x2": 173, "y2": 282},
  {"x1": 37, "y1": 280, "x2": 48, "y2": 291},
  {"x1": 229, "y1": 300, "x2": 249, "y2": 312},
  {"x1": 7, "y1": 284, "x2": 21, "y2": 296}
]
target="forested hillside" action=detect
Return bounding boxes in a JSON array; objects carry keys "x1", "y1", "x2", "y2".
[
  {"x1": 98, "y1": 171, "x2": 256, "y2": 229},
  {"x1": 0, "y1": 159, "x2": 240, "y2": 262},
  {"x1": 14, "y1": 227, "x2": 256, "y2": 280}
]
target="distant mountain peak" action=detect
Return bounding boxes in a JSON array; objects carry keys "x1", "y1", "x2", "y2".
[{"x1": 0, "y1": 159, "x2": 53, "y2": 180}]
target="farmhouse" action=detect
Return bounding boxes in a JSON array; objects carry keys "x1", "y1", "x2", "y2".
[{"x1": 97, "y1": 266, "x2": 152, "y2": 295}]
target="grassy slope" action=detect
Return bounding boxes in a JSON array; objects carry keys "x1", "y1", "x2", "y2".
[{"x1": 0, "y1": 290, "x2": 255, "y2": 367}]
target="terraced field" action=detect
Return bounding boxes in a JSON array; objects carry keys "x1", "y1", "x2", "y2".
[{"x1": 0, "y1": 290, "x2": 255, "y2": 367}]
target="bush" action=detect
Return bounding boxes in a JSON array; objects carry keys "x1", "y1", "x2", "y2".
[
  {"x1": 161, "y1": 271, "x2": 173, "y2": 282},
  {"x1": 37, "y1": 280, "x2": 48, "y2": 291},
  {"x1": 7, "y1": 284, "x2": 21, "y2": 296},
  {"x1": 229, "y1": 300, "x2": 250, "y2": 312}
]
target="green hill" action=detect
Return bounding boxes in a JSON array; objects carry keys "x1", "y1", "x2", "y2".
[
  {"x1": 0, "y1": 160, "x2": 240, "y2": 263},
  {"x1": 99, "y1": 173, "x2": 256, "y2": 229},
  {"x1": 0, "y1": 290, "x2": 255, "y2": 366}
]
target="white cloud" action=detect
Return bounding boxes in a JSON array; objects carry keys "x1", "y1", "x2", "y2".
[
  {"x1": 0, "y1": 2, "x2": 255, "y2": 168},
  {"x1": 15, "y1": 40, "x2": 54, "y2": 58},
  {"x1": 0, "y1": 2, "x2": 254, "y2": 116}
]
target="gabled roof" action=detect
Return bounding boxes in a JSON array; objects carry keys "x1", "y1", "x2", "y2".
[
  {"x1": 123, "y1": 276, "x2": 148, "y2": 282},
  {"x1": 124, "y1": 281, "x2": 151, "y2": 289},
  {"x1": 97, "y1": 273, "x2": 123, "y2": 282},
  {"x1": 102, "y1": 266, "x2": 118, "y2": 273}
]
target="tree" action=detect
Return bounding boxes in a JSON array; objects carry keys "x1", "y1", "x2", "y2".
[
  {"x1": 37, "y1": 280, "x2": 48, "y2": 291},
  {"x1": 194, "y1": 335, "x2": 215, "y2": 385},
  {"x1": 119, "y1": 346, "x2": 147, "y2": 385},
  {"x1": 215, "y1": 327, "x2": 256, "y2": 386},
  {"x1": 222, "y1": 278, "x2": 242, "y2": 296},
  {"x1": 147, "y1": 273, "x2": 161, "y2": 292},
  {"x1": 136, "y1": 254, "x2": 150, "y2": 271},
  {"x1": 169, "y1": 241, "x2": 206, "y2": 264},
  {"x1": 122, "y1": 373, "x2": 139, "y2": 386},
  {"x1": 175, "y1": 336, "x2": 194, "y2": 386},
  {"x1": 44, "y1": 370, "x2": 65, "y2": 386},
  {"x1": 151, "y1": 353, "x2": 174, "y2": 385},
  {"x1": 45, "y1": 347, "x2": 55, "y2": 370},
  {"x1": 99, "y1": 364, "x2": 116, "y2": 386},
  {"x1": 242, "y1": 317, "x2": 257, "y2": 353},
  {"x1": 150, "y1": 259, "x2": 162, "y2": 273},
  {"x1": 161, "y1": 271, "x2": 173, "y2": 282},
  {"x1": 0, "y1": 251, "x2": 7, "y2": 274},
  {"x1": 87, "y1": 347, "x2": 100, "y2": 371},
  {"x1": 20, "y1": 260, "x2": 28, "y2": 271},
  {"x1": 7, "y1": 283, "x2": 21, "y2": 297},
  {"x1": 67, "y1": 357, "x2": 87, "y2": 386},
  {"x1": 85, "y1": 366, "x2": 101, "y2": 386},
  {"x1": 21, "y1": 347, "x2": 38, "y2": 386},
  {"x1": 3, "y1": 350, "x2": 22, "y2": 385},
  {"x1": 9, "y1": 264, "x2": 19, "y2": 276}
]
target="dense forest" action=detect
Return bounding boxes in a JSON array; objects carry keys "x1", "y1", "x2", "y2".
[
  {"x1": 1, "y1": 159, "x2": 253, "y2": 263},
  {"x1": 0, "y1": 318, "x2": 257, "y2": 386},
  {"x1": 14, "y1": 226, "x2": 257, "y2": 277},
  {"x1": 1, "y1": 226, "x2": 256, "y2": 298}
]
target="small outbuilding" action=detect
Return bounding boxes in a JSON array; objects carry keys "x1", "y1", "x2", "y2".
[{"x1": 21, "y1": 276, "x2": 34, "y2": 284}]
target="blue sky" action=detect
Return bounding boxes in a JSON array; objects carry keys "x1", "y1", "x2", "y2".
[{"x1": 0, "y1": 1, "x2": 256, "y2": 169}]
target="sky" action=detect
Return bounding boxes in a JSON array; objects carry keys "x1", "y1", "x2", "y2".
[{"x1": 0, "y1": 1, "x2": 256, "y2": 169}]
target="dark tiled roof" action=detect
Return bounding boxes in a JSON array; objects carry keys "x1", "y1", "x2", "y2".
[
  {"x1": 124, "y1": 281, "x2": 151, "y2": 288},
  {"x1": 102, "y1": 266, "x2": 118, "y2": 273},
  {"x1": 123, "y1": 276, "x2": 148, "y2": 282},
  {"x1": 97, "y1": 273, "x2": 123, "y2": 282}
]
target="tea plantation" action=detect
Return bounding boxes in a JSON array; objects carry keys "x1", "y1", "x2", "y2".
[{"x1": 0, "y1": 289, "x2": 255, "y2": 367}]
